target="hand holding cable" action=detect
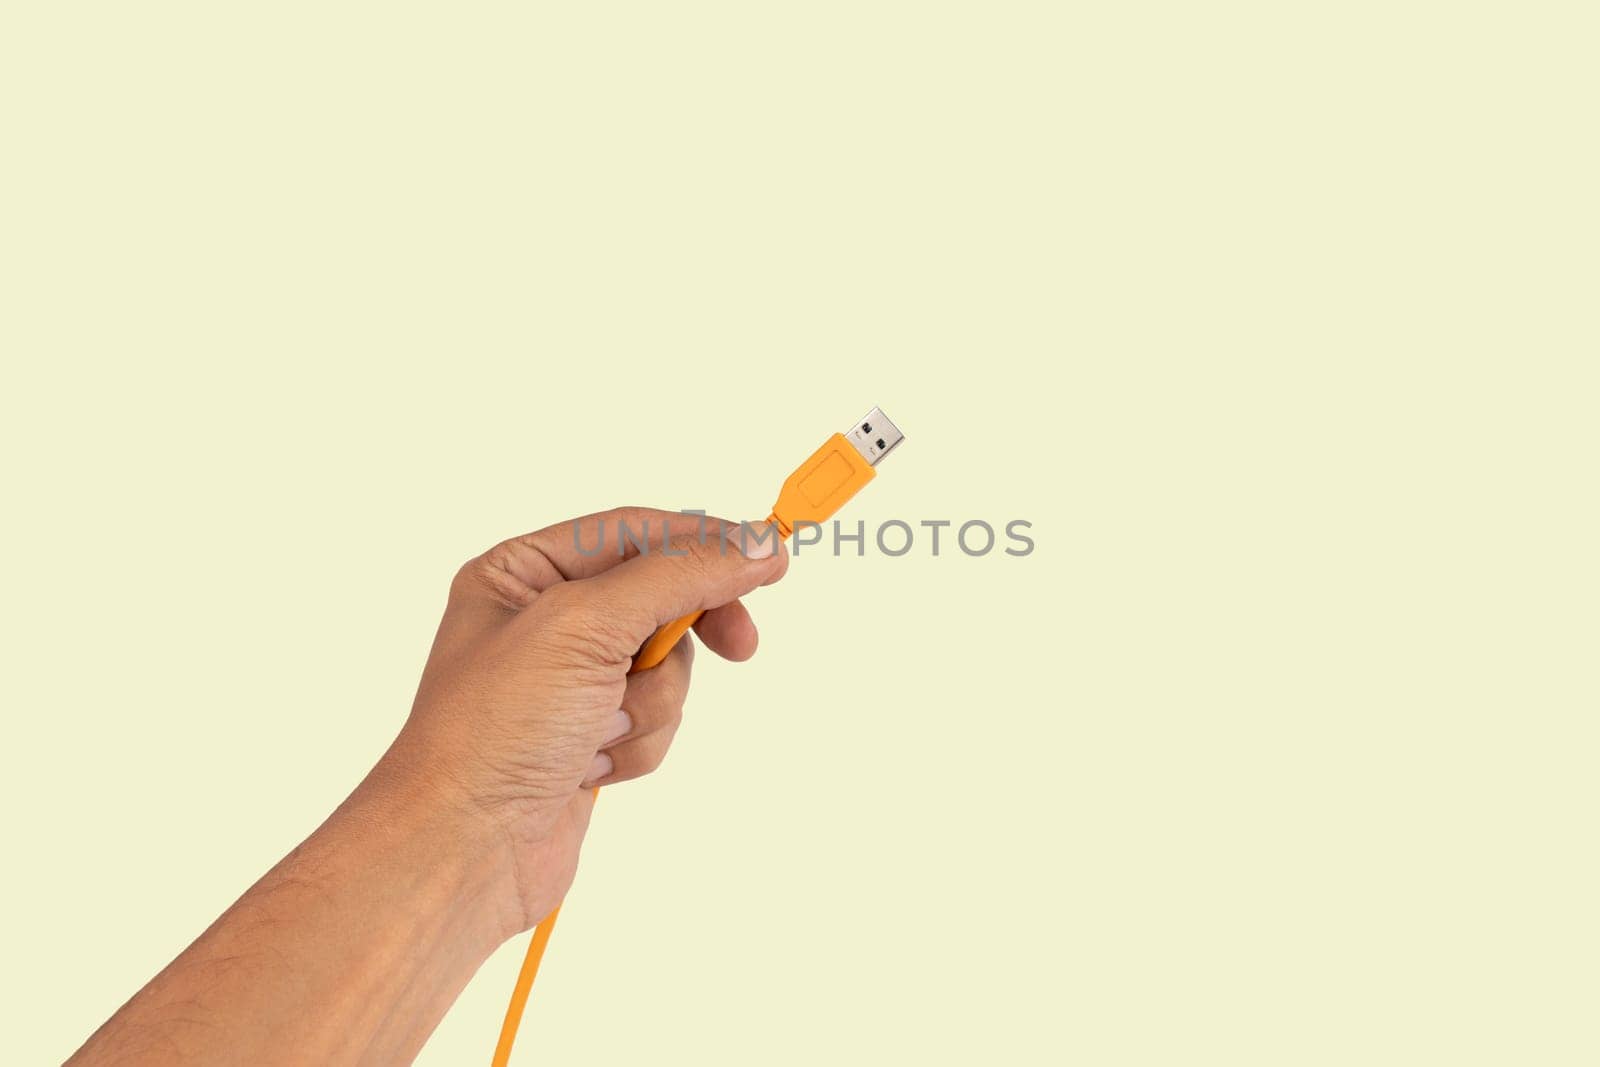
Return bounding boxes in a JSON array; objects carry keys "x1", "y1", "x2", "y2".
[
  {"x1": 495, "y1": 409, "x2": 905, "y2": 1065},
  {"x1": 69, "y1": 409, "x2": 903, "y2": 1067},
  {"x1": 68, "y1": 507, "x2": 787, "y2": 1067},
  {"x1": 408, "y1": 508, "x2": 791, "y2": 930}
]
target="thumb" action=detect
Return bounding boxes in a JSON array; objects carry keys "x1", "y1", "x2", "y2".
[{"x1": 550, "y1": 520, "x2": 788, "y2": 659}]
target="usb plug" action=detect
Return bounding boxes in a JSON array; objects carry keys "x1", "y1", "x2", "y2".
[{"x1": 844, "y1": 407, "x2": 905, "y2": 466}]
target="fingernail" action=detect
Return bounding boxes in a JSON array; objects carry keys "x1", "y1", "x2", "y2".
[
  {"x1": 602, "y1": 708, "x2": 632, "y2": 744},
  {"x1": 583, "y1": 751, "x2": 613, "y2": 785},
  {"x1": 735, "y1": 520, "x2": 778, "y2": 559}
]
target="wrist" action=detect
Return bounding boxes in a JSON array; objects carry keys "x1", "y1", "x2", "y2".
[{"x1": 352, "y1": 745, "x2": 529, "y2": 949}]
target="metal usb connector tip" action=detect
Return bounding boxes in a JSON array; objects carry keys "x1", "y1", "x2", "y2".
[{"x1": 845, "y1": 406, "x2": 905, "y2": 465}]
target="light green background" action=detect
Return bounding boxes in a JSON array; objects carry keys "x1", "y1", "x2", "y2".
[{"x1": 3, "y1": 3, "x2": 1596, "y2": 1064}]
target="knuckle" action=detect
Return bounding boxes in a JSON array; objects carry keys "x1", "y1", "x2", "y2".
[
  {"x1": 451, "y1": 544, "x2": 535, "y2": 610},
  {"x1": 635, "y1": 686, "x2": 686, "y2": 733},
  {"x1": 608, "y1": 715, "x2": 682, "y2": 780},
  {"x1": 449, "y1": 558, "x2": 481, "y2": 599},
  {"x1": 635, "y1": 732, "x2": 674, "y2": 774},
  {"x1": 655, "y1": 721, "x2": 682, "y2": 761},
  {"x1": 451, "y1": 555, "x2": 501, "y2": 602},
  {"x1": 669, "y1": 532, "x2": 722, "y2": 570},
  {"x1": 667, "y1": 665, "x2": 692, "y2": 713},
  {"x1": 642, "y1": 646, "x2": 693, "y2": 718}
]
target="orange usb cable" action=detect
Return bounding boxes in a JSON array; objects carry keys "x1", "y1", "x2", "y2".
[{"x1": 490, "y1": 407, "x2": 905, "y2": 1066}]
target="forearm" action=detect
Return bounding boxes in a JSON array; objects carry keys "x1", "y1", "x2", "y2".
[{"x1": 69, "y1": 762, "x2": 519, "y2": 1065}]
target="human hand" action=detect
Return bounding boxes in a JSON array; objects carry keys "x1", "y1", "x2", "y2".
[
  {"x1": 66, "y1": 508, "x2": 787, "y2": 1066},
  {"x1": 377, "y1": 507, "x2": 788, "y2": 934}
]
